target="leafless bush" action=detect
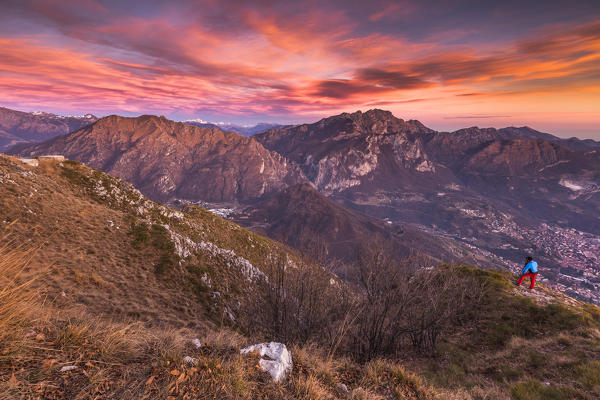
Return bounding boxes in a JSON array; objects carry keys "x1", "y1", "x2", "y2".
[
  {"x1": 400, "y1": 266, "x2": 486, "y2": 354},
  {"x1": 245, "y1": 250, "x2": 352, "y2": 345},
  {"x1": 346, "y1": 247, "x2": 412, "y2": 361},
  {"x1": 245, "y1": 242, "x2": 485, "y2": 360},
  {"x1": 346, "y1": 247, "x2": 486, "y2": 359}
]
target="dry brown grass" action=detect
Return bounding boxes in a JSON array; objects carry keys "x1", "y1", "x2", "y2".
[
  {"x1": 3, "y1": 155, "x2": 600, "y2": 399},
  {"x1": 294, "y1": 374, "x2": 337, "y2": 400},
  {"x1": 0, "y1": 227, "x2": 43, "y2": 341}
]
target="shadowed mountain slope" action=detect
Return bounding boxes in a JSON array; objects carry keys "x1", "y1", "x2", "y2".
[{"x1": 232, "y1": 183, "x2": 490, "y2": 271}]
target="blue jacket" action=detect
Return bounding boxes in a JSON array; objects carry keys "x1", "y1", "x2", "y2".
[{"x1": 521, "y1": 261, "x2": 538, "y2": 275}]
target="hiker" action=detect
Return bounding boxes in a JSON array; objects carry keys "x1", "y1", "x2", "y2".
[{"x1": 517, "y1": 256, "x2": 538, "y2": 289}]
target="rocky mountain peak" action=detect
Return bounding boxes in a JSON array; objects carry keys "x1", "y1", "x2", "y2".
[
  {"x1": 315, "y1": 109, "x2": 431, "y2": 137},
  {"x1": 345, "y1": 108, "x2": 395, "y2": 122}
]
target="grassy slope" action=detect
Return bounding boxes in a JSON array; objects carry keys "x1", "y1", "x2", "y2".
[
  {"x1": 0, "y1": 154, "x2": 312, "y2": 328},
  {"x1": 1, "y1": 155, "x2": 599, "y2": 399},
  {"x1": 417, "y1": 266, "x2": 600, "y2": 399},
  {"x1": 0, "y1": 155, "x2": 435, "y2": 399}
]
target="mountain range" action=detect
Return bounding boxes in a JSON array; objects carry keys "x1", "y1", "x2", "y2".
[
  {"x1": 7, "y1": 108, "x2": 600, "y2": 303},
  {"x1": 184, "y1": 119, "x2": 283, "y2": 135},
  {"x1": 0, "y1": 106, "x2": 97, "y2": 151},
  {"x1": 12, "y1": 114, "x2": 304, "y2": 203},
  {"x1": 254, "y1": 110, "x2": 600, "y2": 299},
  {"x1": 0, "y1": 106, "x2": 280, "y2": 153}
]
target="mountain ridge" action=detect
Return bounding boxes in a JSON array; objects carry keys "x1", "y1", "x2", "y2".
[
  {"x1": 183, "y1": 119, "x2": 284, "y2": 136},
  {"x1": 0, "y1": 106, "x2": 98, "y2": 151},
  {"x1": 11, "y1": 114, "x2": 307, "y2": 203}
]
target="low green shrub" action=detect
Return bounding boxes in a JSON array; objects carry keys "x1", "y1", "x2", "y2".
[
  {"x1": 511, "y1": 380, "x2": 572, "y2": 400},
  {"x1": 576, "y1": 360, "x2": 600, "y2": 389},
  {"x1": 130, "y1": 222, "x2": 150, "y2": 248}
]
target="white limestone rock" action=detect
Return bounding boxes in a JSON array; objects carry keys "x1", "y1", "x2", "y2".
[{"x1": 240, "y1": 342, "x2": 292, "y2": 382}]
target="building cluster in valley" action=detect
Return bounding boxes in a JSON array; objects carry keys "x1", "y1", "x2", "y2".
[
  {"x1": 487, "y1": 215, "x2": 599, "y2": 304},
  {"x1": 423, "y1": 204, "x2": 600, "y2": 305},
  {"x1": 526, "y1": 224, "x2": 600, "y2": 303}
]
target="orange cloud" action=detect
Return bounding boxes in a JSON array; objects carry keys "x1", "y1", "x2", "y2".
[{"x1": 0, "y1": 3, "x2": 599, "y2": 136}]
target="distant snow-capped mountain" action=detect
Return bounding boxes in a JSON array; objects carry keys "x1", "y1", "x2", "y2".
[
  {"x1": 0, "y1": 106, "x2": 98, "y2": 152},
  {"x1": 183, "y1": 119, "x2": 283, "y2": 136}
]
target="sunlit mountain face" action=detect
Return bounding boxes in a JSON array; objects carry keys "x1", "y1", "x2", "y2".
[{"x1": 1, "y1": 0, "x2": 599, "y2": 139}]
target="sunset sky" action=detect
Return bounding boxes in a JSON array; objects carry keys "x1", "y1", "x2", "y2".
[{"x1": 1, "y1": 0, "x2": 599, "y2": 138}]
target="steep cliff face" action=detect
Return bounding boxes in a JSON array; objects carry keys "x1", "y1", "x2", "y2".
[
  {"x1": 0, "y1": 106, "x2": 97, "y2": 151},
  {"x1": 255, "y1": 109, "x2": 451, "y2": 195},
  {"x1": 13, "y1": 115, "x2": 306, "y2": 203}
]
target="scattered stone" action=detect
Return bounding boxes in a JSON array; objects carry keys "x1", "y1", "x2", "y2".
[
  {"x1": 183, "y1": 356, "x2": 198, "y2": 366},
  {"x1": 192, "y1": 338, "x2": 202, "y2": 348},
  {"x1": 60, "y1": 365, "x2": 78, "y2": 372},
  {"x1": 224, "y1": 307, "x2": 235, "y2": 322},
  {"x1": 240, "y1": 342, "x2": 292, "y2": 382},
  {"x1": 338, "y1": 383, "x2": 349, "y2": 393}
]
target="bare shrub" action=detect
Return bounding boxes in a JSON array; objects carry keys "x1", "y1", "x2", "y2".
[
  {"x1": 346, "y1": 247, "x2": 486, "y2": 359},
  {"x1": 244, "y1": 240, "x2": 484, "y2": 361},
  {"x1": 400, "y1": 265, "x2": 486, "y2": 354},
  {"x1": 347, "y1": 247, "x2": 413, "y2": 361},
  {"x1": 246, "y1": 251, "x2": 352, "y2": 345}
]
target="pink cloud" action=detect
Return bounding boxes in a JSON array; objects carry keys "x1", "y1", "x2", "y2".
[{"x1": 0, "y1": 2, "x2": 598, "y2": 136}]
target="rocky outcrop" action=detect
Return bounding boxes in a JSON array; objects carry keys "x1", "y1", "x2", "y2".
[{"x1": 255, "y1": 109, "x2": 444, "y2": 195}]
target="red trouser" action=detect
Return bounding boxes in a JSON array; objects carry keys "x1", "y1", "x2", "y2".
[{"x1": 517, "y1": 272, "x2": 538, "y2": 289}]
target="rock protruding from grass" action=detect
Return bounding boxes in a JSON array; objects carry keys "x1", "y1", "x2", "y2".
[{"x1": 241, "y1": 342, "x2": 293, "y2": 382}]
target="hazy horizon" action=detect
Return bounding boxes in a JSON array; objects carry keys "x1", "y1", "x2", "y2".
[{"x1": 3, "y1": 104, "x2": 598, "y2": 141}]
